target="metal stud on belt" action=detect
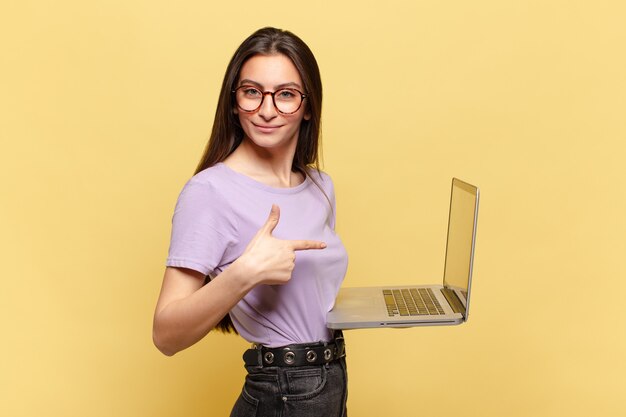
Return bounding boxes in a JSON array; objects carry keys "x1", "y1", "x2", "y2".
[
  {"x1": 306, "y1": 350, "x2": 317, "y2": 363},
  {"x1": 284, "y1": 351, "x2": 296, "y2": 365},
  {"x1": 264, "y1": 351, "x2": 274, "y2": 364}
]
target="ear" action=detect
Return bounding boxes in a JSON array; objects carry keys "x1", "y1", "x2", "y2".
[
  {"x1": 304, "y1": 110, "x2": 311, "y2": 121},
  {"x1": 233, "y1": 107, "x2": 238, "y2": 115}
]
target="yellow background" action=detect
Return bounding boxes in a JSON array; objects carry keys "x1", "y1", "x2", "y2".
[{"x1": 2, "y1": 1, "x2": 625, "y2": 416}]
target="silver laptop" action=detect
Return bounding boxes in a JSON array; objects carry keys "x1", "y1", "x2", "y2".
[{"x1": 327, "y1": 178, "x2": 479, "y2": 329}]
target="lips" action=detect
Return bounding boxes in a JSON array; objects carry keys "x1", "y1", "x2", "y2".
[{"x1": 253, "y1": 122, "x2": 282, "y2": 133}]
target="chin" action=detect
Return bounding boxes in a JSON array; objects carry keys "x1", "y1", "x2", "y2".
[{"x1": 245, "y1": 133, "x2": 298, "y2": 151}]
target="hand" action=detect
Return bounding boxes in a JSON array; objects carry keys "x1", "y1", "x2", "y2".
[{"x1": 237, "y1": 204, "x2": 327, "y2": 286}]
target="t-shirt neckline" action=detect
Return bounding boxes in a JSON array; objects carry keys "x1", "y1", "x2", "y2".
[{"x1": 216, "y1": 162, "x2": 311, "y2": 195}]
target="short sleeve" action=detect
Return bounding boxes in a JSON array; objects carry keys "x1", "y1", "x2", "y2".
[{"x1": 165, "y1": 178, "x2": 237, "y2": 276}]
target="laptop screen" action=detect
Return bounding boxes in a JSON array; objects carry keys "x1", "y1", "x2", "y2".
[{"x1": 442, "y1": 178, "x2": 479, "y2": 320}]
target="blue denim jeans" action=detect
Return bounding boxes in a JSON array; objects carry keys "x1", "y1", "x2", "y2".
[{"x1": 230, "y1": 357, "x2": 348, "y2": 417}]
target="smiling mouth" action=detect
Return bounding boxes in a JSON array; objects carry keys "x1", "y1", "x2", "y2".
[{"x1": 253, "y1": 123, "x2": 282, "y2": 131}]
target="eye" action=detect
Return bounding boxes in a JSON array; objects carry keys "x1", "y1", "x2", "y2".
[
  {"x1": 276, "y1": 89, "x2": 297, "y2": 100},
  {"x1": 241, "y1": 87, "x2": 261, "y2": 97}
]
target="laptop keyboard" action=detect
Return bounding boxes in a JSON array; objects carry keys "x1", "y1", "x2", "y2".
[{"x1": 383, "y1": 288, "x2": 445, "y2": 316}]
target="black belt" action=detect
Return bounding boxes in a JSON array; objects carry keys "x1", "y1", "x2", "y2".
[{"x1": 243, "y1": 333, "x2": 346, "y2": 367}]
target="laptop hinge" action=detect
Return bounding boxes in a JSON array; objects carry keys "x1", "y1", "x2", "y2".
[{"x1": 441, "y1": 288, "x2": 465, "y2": 315}]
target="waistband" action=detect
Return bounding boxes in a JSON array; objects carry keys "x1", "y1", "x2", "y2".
[{"x1": 243, "y1": 332, "x2": 346, "y2": 368}]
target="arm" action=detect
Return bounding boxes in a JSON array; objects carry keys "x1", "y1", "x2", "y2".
[
  {"x1": 152, "y1": 204, "x2": 326, "y2": 356},
  {"x1": 152, "y1": 262, "x2": 253, "y2": 356}
]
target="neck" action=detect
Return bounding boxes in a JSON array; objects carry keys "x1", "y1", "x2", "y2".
[{"x1": 224, "y1": 138, "x2": 303, "y2": 188}]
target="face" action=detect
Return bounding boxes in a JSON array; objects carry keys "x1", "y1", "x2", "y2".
[{"x1": 235, "y1": 54, "x2": 310, "y2": 152}]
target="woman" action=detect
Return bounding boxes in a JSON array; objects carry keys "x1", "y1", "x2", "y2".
[{"x1": 153, "y1": 27, "x2": 349, "y2": 416}]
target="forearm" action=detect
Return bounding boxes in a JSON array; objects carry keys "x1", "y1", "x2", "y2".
[{"x1": 153, "y1": 261, "x2": 254, "y2": 356}]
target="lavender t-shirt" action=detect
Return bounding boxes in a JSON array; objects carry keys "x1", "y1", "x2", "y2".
[{"x1": 166, "y1": 163, "x2": 348, "y2": 347}]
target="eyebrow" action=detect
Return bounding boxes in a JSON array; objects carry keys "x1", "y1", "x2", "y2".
[{"x1": 238, "y1": 79, "x2": 303, "y2": 90}]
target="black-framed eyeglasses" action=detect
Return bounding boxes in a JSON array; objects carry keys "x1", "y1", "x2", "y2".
[{"x1": 232, "y1": 85, "x2": 307, "y2": 115}]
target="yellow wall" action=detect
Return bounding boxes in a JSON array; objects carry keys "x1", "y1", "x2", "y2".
[{"x1": 2, "y1": 1, "x2": 625, "y2": 416}]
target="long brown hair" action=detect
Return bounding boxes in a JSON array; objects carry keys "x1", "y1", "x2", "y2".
[{"x1": 197, "y1": 27, "x2": 324, "y2": 333}]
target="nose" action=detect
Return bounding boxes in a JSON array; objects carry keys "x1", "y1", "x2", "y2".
[{"x1": 258, "y1": 92, "x2": 278, "y2": 120}]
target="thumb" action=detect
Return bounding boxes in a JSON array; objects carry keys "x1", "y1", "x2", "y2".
[{"x1": 260, "y1": 204, "x2": 280, "y2": 235}]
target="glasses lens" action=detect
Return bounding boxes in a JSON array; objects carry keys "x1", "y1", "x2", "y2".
[
  {"x1": 273, "y1": 89, "x2": 302, "y2": 114},
  {"x1": 235, "y1": 87, "x2": 263, "y2": 112}
]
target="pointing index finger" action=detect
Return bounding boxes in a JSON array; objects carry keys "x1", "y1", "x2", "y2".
[{"x1": 288, "y1": 240, "x2": 327, "y2": 251}]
